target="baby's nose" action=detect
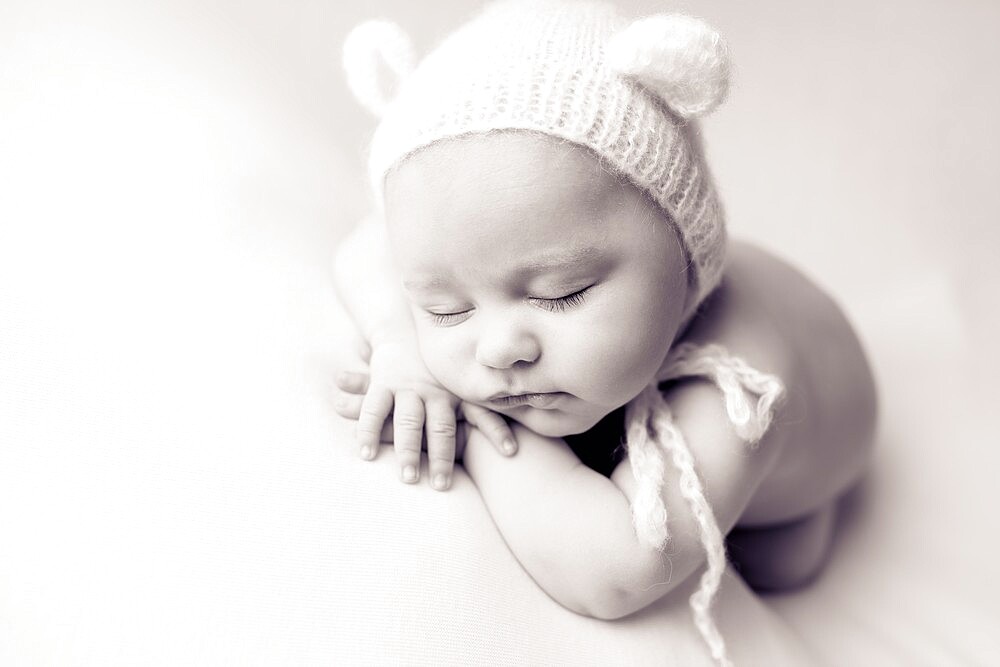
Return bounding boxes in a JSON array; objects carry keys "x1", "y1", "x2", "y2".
[{"x1": 474, "y1": 324, "x2": 540, "y2": 370}]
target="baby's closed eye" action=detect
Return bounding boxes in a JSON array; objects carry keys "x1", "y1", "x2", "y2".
[
  {"x1": 427, "y1": 308, "x2": 473, "y2": 326},
  {"x1": 528, "y1": 285, "x2": 593, "y2": 312}
]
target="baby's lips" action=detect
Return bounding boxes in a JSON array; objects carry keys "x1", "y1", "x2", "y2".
[{"x1": 487, "y1": 392, "x2": 565, "y2": 409}]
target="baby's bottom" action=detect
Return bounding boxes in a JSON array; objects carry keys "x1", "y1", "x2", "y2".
[{"x1": 725, "y1": 502, "x2": 837, "y2": 592}]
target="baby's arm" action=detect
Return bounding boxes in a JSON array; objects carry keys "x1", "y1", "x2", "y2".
[
  {"x1": 333, "y1": 219, "x2": 515, "y2": 488},
  {"x1": 461, "y1": 240, "x2": 873, "y2": 618},
  {"x1": 461, "y1": 376, "x2": 786, "y2": 619},
  {"x1": 333, "y1": 217, "x2": 414, "y2": 351}
]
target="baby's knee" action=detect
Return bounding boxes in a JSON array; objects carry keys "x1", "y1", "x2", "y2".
[{"x1": 727, "y1": 504, "x2": 837, "y2": 592}]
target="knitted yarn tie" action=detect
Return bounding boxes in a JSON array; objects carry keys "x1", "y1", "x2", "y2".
[{"x1": 624, "y1": 342, "x2": 786, "y2": 667}]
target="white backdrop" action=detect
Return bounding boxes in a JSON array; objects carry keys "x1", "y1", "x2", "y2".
[{"x1": 3, "y1": 0, "x2": 999, "y2": 664}]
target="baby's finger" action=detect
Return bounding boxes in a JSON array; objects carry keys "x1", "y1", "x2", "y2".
[
  {"x1": 335, "y1": 369, "x2": 370, "y2": 395},
  {"x1": 334, "y1": 390, "x2": 364, "y2": 420},
  {"x1": 424, "y1": 397, "x2": 457, "y2": 491},
  {"x1": 357, "y1": 386, "x2": 393, "y2": 461},
  {"x1": 462, "y1": 402, "x2": 517, "y2": 456},
  {"x1": 393, "y1": 390, "x2": 425, "y2": 485}
]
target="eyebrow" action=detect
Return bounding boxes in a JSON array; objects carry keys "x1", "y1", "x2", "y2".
[
  {"x1": 403, "y1": 245, "x2": 602, "y2": 291},
  {"x1": 515, "y1": 245, "x2": 602, "y2": 274}
]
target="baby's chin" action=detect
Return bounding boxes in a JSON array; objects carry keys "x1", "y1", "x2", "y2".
[{"x1": 498, "y1": 406, "x2": 605, "y2": 438}]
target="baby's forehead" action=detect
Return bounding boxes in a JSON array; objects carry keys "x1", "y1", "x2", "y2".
[
  {"x1": 384, "y1": 132, "x2": 639, "y2": 229},
  {"x1": 384, "y1": 133, "x2": 686, "y2": 292}
]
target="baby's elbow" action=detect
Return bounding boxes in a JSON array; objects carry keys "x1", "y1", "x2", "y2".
[
  {"x1": 571, "y1": 558, "x2": 678, "y2": 621},
  {"x1": 580, "y1": 590, "x2": 640, "y2": 621},
  {"x1": 539, "y1": 561, "x2": 644, "y2": 620},
  {"x1": 574, "y1": 582, "x2": 661, "y2": 621},
  {"x1": 556, "y1": 583, "x2": 633, "y2": 621},
  {"x1": 549, "y1": 574, "x2": 607, "y2": 619}
]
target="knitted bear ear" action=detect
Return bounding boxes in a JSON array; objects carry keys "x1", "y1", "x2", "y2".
[
  {"x1": 342, "y1": 20, "x2": 416, "y2": 118},
  {"x1": 605, "y1": 14, "x2": 730, "y2": 120}
]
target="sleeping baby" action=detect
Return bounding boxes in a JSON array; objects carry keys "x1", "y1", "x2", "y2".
[{"x1": 333, "y1": 2, "x2": 877, "y2": 664}]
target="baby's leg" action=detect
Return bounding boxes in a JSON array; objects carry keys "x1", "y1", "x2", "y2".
[{"x1": 725, "y1": 502, "x2": 837, "y2": 592}]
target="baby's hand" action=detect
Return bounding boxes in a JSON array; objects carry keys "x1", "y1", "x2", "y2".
[{"x1": 334, "y1": 335, "x2": 516, "y2": 491}]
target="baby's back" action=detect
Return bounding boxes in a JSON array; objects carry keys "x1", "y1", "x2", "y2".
[{"x1": 684, "y1": 241, "x2": 878, "y2": 526}]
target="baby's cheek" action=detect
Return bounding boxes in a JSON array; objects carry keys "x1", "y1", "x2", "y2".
[
  {"x1": 581, "y1": 321, "x2": 664, "y2": 402},
  {"x1": 418, "y1": 330, "x2": 469, "y2": 394},
  {"x1": 550, "y1": 332, "x2": 620, "y2": 403}
]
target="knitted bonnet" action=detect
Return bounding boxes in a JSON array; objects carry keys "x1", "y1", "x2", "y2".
[{"x1": 343, "y1": 0, "x2": 732, "y2": 321}]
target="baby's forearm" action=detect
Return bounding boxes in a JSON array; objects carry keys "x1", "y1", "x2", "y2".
[
  {"x1": 461, "y1": 423, "x2": 678, "y2": 619},
  {"x1": 333, "y1": 217, "x2": 415, "y2": 345},
  {"x1": 462, "y1": 378, "x2": 784, "y2": 620}
]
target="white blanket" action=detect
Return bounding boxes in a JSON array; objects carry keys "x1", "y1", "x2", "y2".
[{"x1": 0, "y1": 220, "x2": 813, "y2": 664}]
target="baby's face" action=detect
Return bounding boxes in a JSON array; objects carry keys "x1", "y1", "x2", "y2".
[{"x1": 384, "y1": 133, "x2": 689, "y2": 437}]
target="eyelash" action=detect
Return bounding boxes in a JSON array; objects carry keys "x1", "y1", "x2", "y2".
[
  {"x1": 530, "y1": 286, "x2": 591, "y2": 312},
  {"x1": 429, "y1": 311, "x2": 469, "y2": 326},
  {"x1": 427, "y1": 286, "x2": 591, "y2": 325}
]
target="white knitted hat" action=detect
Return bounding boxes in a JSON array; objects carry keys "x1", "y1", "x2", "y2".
[{"x1": 344, "y1": 0, "x2": 732, "y2": 317}]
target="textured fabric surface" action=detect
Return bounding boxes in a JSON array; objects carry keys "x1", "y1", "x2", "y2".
[
  {"x1": 0, "y1": 6, "x2": 810, "y2": 662},
  {"x1": 0, "y1": 169, "x2": 811, "y2": 665}
]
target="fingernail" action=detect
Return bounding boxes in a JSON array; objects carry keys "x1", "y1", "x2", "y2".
[
  {"x1": 402, "y1": 465, "x2": 418, "y2": 483},
  {"x1": 433, "y1": 473, "x2": 450, "y2": 490},
  {"x1": 502, "y1": 439, "x2": 516, "y2": 455},
  {"x1": 360, "y1": 445, "x2": 373, "y2": 460}
]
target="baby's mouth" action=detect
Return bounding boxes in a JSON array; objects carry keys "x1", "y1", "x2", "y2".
[{"x1": 486, "y1": 392, "x2": 566, "y2": 409}]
